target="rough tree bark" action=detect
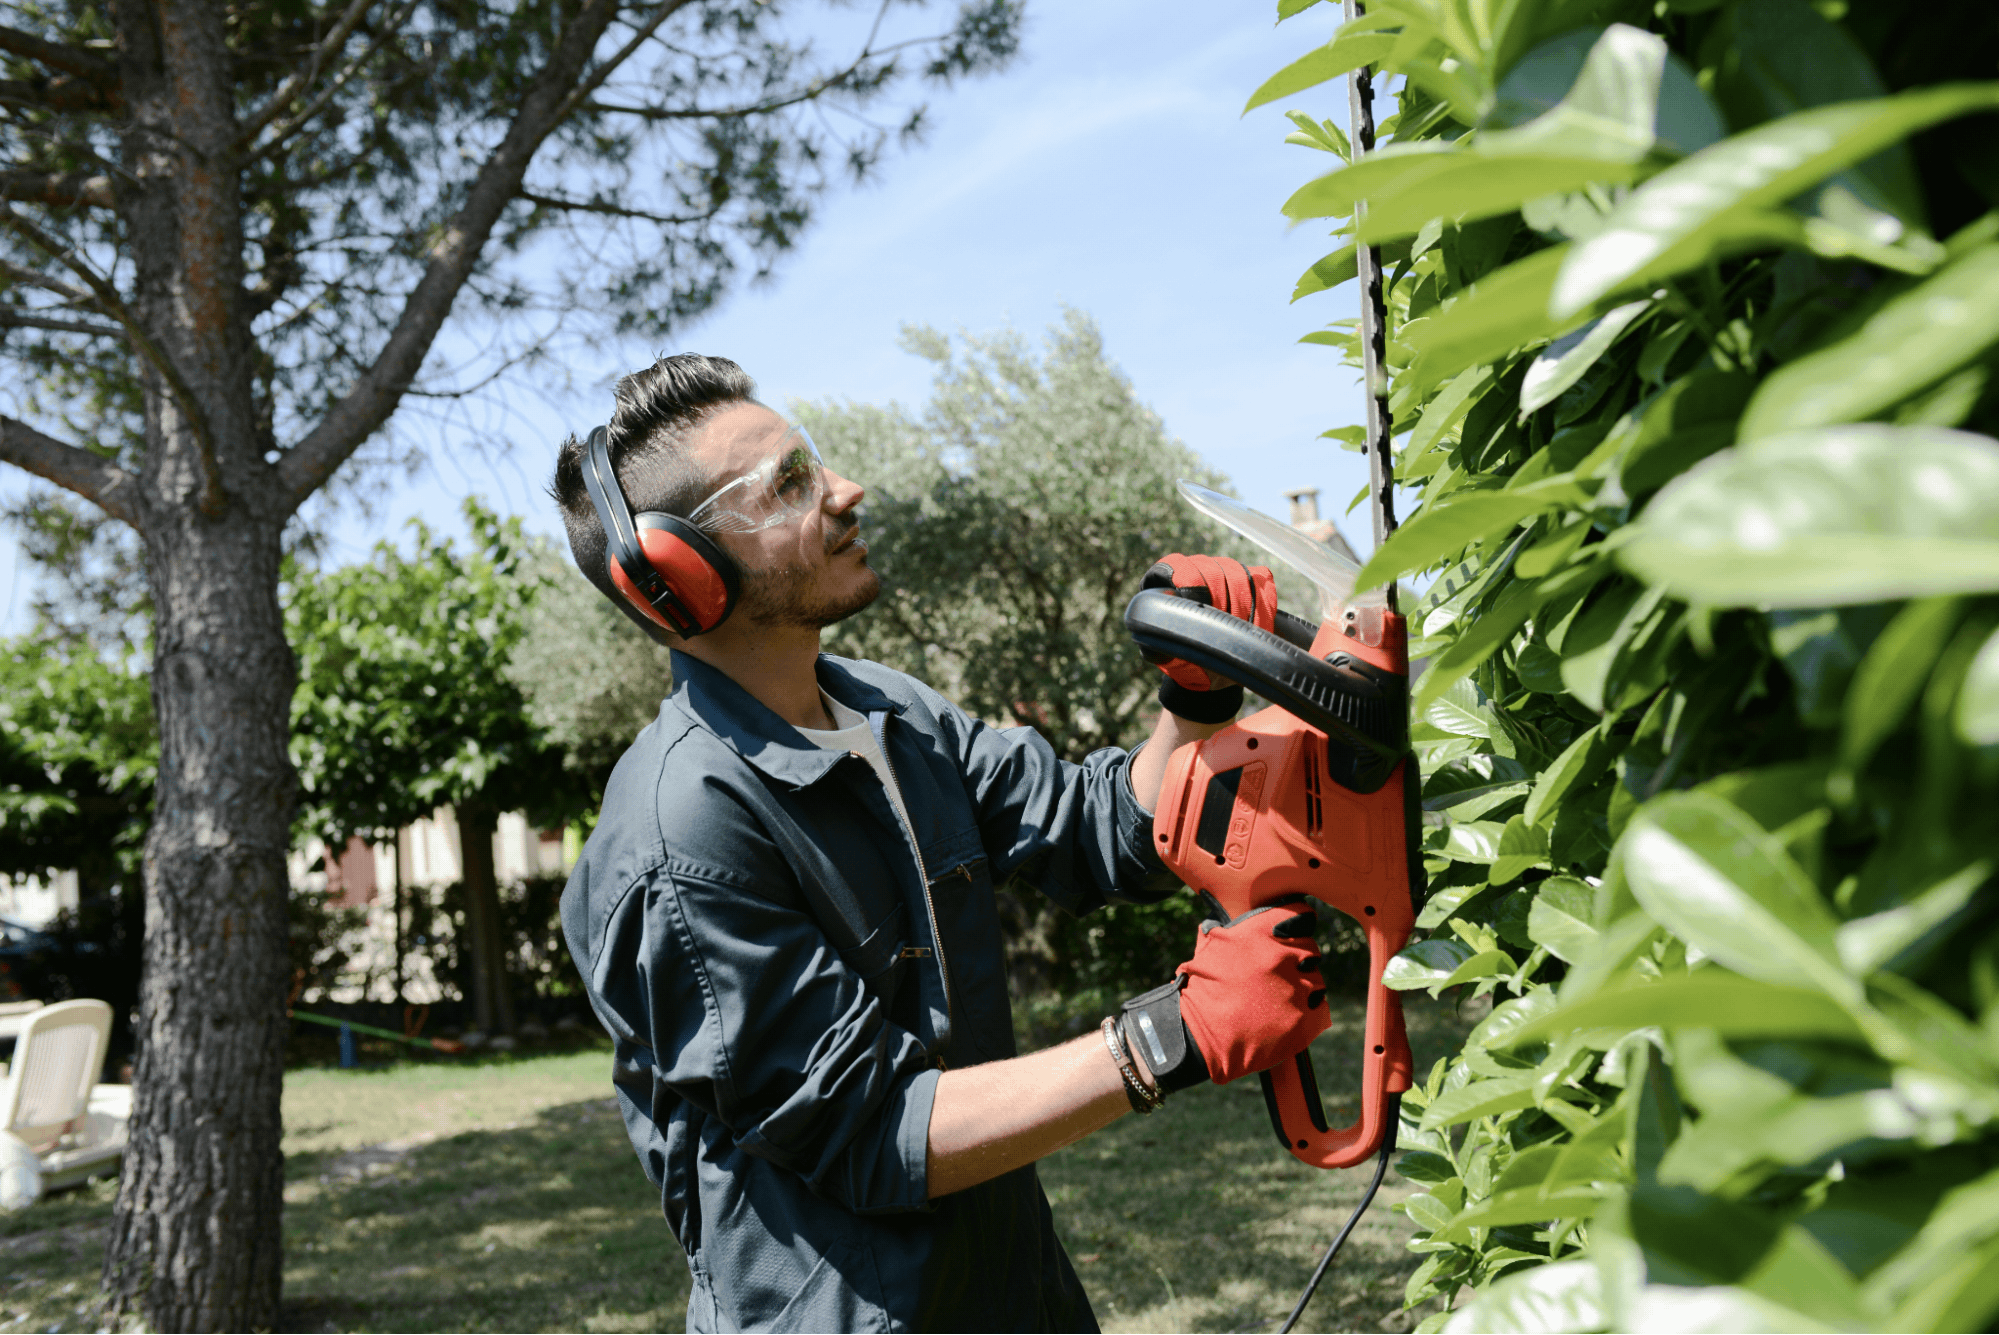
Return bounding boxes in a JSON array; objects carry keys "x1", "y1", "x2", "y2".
[
  {"x1": 454, "y1": 802, "x2": 516, "y2": 1036},
  {"x1": 67, "y1": 2, "x2": 621, "y2": 1324},
  {"x1": 89, "y1": 3, "x2": 297, "y2": 1327}
]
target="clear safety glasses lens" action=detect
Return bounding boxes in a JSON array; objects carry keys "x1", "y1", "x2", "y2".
[{"x1": 686, "y1": 426, "x2": 826, "y2": 535}]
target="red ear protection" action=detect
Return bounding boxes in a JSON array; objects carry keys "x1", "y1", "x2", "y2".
[{"x1": 582, "y1": 427, "x2": 741, "y2": 637}]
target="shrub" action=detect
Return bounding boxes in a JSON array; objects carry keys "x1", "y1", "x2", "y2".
[{"x1": 1257, "y1": 1, "x2": 1999, "y2": 1328}]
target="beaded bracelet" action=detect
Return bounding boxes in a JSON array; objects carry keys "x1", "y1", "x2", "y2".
[{"x1": 1102, "y1": 1016, "x2": 1162, "y2": 1114}]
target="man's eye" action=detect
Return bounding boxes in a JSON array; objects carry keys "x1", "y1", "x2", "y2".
[{"x1": 774, "y1": 451, "x2": 814, "y2": 501}]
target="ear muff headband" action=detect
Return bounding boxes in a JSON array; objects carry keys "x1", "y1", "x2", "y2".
[{"x1": 581, "y1": 426, "x2": 740, "y2": 636}]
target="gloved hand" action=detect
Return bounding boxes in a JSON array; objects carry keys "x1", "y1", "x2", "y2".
[
  {"x1": 1118, "y1": 896, "x2": 1327, "y2": 1093},
  {"x1": 1139, "y1": 554, "x2": 1278, "y2": 722}
]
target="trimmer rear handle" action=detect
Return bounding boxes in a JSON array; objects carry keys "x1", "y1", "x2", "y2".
[{"x1": 1126, "y1": 589, "x2": 1405, "y2": 794}]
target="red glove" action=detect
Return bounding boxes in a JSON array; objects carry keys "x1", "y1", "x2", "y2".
[
  {"x1": 1140, "y1": 553, "x2": 1278, "y2": 690},
  {"x1": 1118, "y1": 898, "x2": 1328, "y2": 1093},
  {"x1": 1178, "y1": 900, "x2": 1328, "y2": 1084}
]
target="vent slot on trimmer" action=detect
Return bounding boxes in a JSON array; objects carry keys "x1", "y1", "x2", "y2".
[
  {"x1": 1304, "y1": 747, "x2": 1323, "y2": 841},
  {"x1": 1193, "y1": 768, "x2": 1245, "y2": 860}
]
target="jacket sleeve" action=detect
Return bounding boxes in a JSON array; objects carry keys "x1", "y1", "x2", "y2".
[
  {"x1": 920, "y1": 683, "x2": 1179, "y2": 916},
  {"x1": 586, "y1": 817, "x2": 941, "y2": 1217}
]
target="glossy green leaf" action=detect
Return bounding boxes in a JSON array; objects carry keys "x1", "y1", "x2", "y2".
[
  {"x1": 1620, "y1": 792, "x2": 1849, "y2": 996},
  {"x1": 1430, "y1": 819, "x2": 1507, "y2": 865},
  {"x1": 1954, "y1": 624, "x2": 1999, "y2": 745},
  {"x1": 1357, "y1": 155, "x2": 1645, "y2": 244},
  {"x1": 1558, "y1": 584, "x2": 1663, "y2": 714},
  {"x1": 1489, "y1": 816, "x2": 1550, "y2": 884},
  {"x1": 1396, "y1": 1150, "x2": 1458, "y2": 1183},
  {"x1": 1527, "y1": 877, "x2": 1598, "y2": 963},
  {"x1": 1414, "y1": 881, "x2": 1490, "y2": 930},
  {"x1": 1836, "y1": 861, "x2": 1989, "y2": 976},
  {"x1": 1467, "y1": 987, "x2": 1561, "y2": 1049},
  {"x1": 1524, "y1": 721, "x2": 1614, "y2": 827},
  {"x1": 1283, "y1": 141, "x2": 1458, "y2": 222},
  {"x1": 1840, "y1": 596, "x2": 1965, "y2": 782},
  {"x1": 1276, "y1": 0, "x2": 1324, "y2": 18},
  {"x1": 1355, "y1": 475, "x2": 1587, "y2": 590},
  {"x1": 1422, "y1": 676, "x2": 1495, "y2": 739},
  {"x1": 1290, "y1": 243, "x2": 1359, "y2": 302},
  {"x1": 1441, "y1": 950, "x2": 1515, "y2": 990},
  {"x1": 1412, "y1": 555, "x2": 1610, "y2": 711},
  {"x1": 1863, "y1": 1165, "x2": 1999, "y2": 1329},
  {"x1": 1714, "y1": 0, "x2": 1922, "y2": 222},
  {"x1": 1620, "y1": 426, "x2": 1999, "y2": 607},
  {"x1": 1439, "y1": 1259, "x2": 1604, "y2": 1335},
  {"x1": 1422, "y1": 1072, "x2": 1538, "y2": 1128},
  {"x1": 1741, "y1": 244, "x2": 1999, "y2": 440},
  {"x1": 1519, "y1": 299, "x2": 1651, "y2": 415},
  {"x1": 1349, "y1": 27, "x2": 1697, "y2": 243},
  {"x1": 1244, "y1": 26, "x2": 1393, "y2": 112},
  {"x1": 1383, "y1": 937, "x2": 1478, "y2": 991},
  {"x1": 1402, "y1": 244, "x2": 1576, "y2": 395},
  {"x1": 1513, "y1": 975, "x2": 1869, "y2": 1047},
  {"x1": 1551, "y1": 85, "x2": 1999, "y2": 319},
  {"x1": 1435, "y1": 1185, "x2": 1606, "y2": 1242}
]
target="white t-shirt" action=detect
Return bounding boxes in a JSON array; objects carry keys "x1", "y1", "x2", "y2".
[{"x1": 794, "y1": 693, "x2": 916, "y2": 839}]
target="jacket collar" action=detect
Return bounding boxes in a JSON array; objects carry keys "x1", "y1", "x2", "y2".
[{"x1": 669, "y1": 649, "x2": 903, "y2": 788}]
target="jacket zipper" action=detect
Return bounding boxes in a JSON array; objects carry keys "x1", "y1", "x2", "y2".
[{"x1": 862, "y1": 720, "x2": 955, "y2": 1043}]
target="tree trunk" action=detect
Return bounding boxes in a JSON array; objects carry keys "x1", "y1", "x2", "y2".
[
  {"x1": 102, "y1": 508, "x2": 295, "y2": 1331},
  {"x1": 98, "y1": 4, "x2": 295, "y2": 1326},
  {"x1": 455, "y1": 803, "x2": 515, "y2": 1036}
]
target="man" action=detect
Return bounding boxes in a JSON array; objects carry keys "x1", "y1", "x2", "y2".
[{"x1": 553, "y1": 353, "x2": 1329, "y2": 1332}]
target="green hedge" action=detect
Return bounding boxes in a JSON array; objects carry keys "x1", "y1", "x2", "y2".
[{"x1": 1259, "y1": 1, "x2": 1999, "y2": 1328}]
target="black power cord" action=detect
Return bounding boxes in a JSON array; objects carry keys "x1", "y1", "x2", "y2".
[{"x1": 1277, "y1": 1093, "x2": 1401, "y2": 1335}]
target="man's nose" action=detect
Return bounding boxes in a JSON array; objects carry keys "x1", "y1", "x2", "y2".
[{"x1": 824, "y1": 469, "x2": 865, "y2": 513}]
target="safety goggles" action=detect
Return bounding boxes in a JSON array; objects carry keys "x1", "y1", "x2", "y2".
[{"x1": 686, "y1": 424, "x2": 827, "y2": 535}]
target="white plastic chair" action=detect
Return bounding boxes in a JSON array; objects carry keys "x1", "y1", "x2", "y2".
[
  {"x1": 0, "y1": 999, "x2": 127, "y2": 1204},
  {"x1": 1, "y1": 999, "x2": 109, "y2": 1152}
]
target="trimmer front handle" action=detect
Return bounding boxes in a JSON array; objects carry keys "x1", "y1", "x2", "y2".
[{"x1": 1128, "y1": 588, "x2": 1421, "y2": 1169}]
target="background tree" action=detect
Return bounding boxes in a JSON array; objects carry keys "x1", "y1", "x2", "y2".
[
  {"x1": 287, "y1": 499, "x2": 587, "y2": 1038},
  {"x1": 0, "y1": 635, "x2": 151, "y2": 1042},
  {"x1": 506, "y1": 546, "x2": 676, "y2": 793},
  {"x1": 803, "y1": 312, "x2": 1319, "y2": 1000},
  {"x1": 1253, "y1": 1, "x2": 1999, "y2": 1328},
  {"x1": 0, "y1": 1, "x2": 1021, "y2": 1323}
]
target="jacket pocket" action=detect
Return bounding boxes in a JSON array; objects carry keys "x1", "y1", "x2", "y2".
[
  {"x1": 847, "y1": 903, "x2": 909, "y2": 985},
  {"x1": 767, "y1": 1241, "x2": 890, "y2": 1333}
]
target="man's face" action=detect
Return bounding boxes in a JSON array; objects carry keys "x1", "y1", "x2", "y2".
[{"x1": 689, "y1": 403, "x2": 879, "y2": 629}]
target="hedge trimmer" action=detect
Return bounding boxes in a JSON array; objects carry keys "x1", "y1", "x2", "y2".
[{"x1": 1125, "y1": 11, "x2": 1414, "y2": 1328}]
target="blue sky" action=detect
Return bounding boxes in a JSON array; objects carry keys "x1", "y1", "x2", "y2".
[{"x1": 0, "y1": 0, "x2": 1378, "y2": 633}]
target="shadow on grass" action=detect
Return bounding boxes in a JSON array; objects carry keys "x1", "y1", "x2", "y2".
[
  {"x1": 281, "y1": 1096, "x2": 688, "y2": 1334},
  {"x1": 0, "y1": 998, "x2": 1475, "y2": 1334},
  {"x1": 1039, "y1": 995, "x2": 1477, "y2": 1334}
]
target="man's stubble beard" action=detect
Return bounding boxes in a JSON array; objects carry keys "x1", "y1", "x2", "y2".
[{"x1": 737, "y1": 515, "x2": 881, "y2": 630}]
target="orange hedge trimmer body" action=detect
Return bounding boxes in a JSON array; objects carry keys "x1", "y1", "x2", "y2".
[{"x1": 1128, "y1": 585, "x2": 1422, "y2": 1168}]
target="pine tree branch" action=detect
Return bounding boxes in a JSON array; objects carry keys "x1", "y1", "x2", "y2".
[
  {"x1": 235, "y1": 0, "x2": 379, "y2": 144},
  {"x1": 277, "y1": 0, "x2": 698, "y2": 510},
  {"x1": 517, "y1": 189, "x2": 715, "y2": 225},
  {"x1": 0, "y1": 414, "x2": 140, "y2": 525},
  {"x1": 0, "y1": 169, "x2": 114, "y2": 208},
  {"x1": 0, "y1": 308, "x2": 121, "y2": 336},
  {"x1": 0, "y1": 204, "x2": 219, "y2": 512},
  {"x1": 0, "y1": 25, "x2": 117, "y2": 85}
]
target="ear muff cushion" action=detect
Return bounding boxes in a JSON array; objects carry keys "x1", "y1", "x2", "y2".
[{"x1": 635, "y1": 525, "x2": 733, "y2": 631}]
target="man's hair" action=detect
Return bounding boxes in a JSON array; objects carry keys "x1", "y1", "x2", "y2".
[{"x1": 550, "y1": 353, "x2": 760, "y2": 642}]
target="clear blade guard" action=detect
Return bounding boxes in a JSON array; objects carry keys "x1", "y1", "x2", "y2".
[{"x1": 1177, "y1": 480, "x2": 1388, "y2": 626}]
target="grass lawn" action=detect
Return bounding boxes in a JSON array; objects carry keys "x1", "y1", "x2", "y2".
[{"x1": 0, "y1": 997, "x2": 1473, "y2": 1333}]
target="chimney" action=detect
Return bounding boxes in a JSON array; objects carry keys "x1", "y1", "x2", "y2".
[{"x1": 1284, "y1": 488, "x2": 1321, "y2": 526}]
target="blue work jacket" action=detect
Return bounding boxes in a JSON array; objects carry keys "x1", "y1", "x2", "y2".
[{"x1": 560, "y1": 650, "x2": 1178, "y2": 1333}]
